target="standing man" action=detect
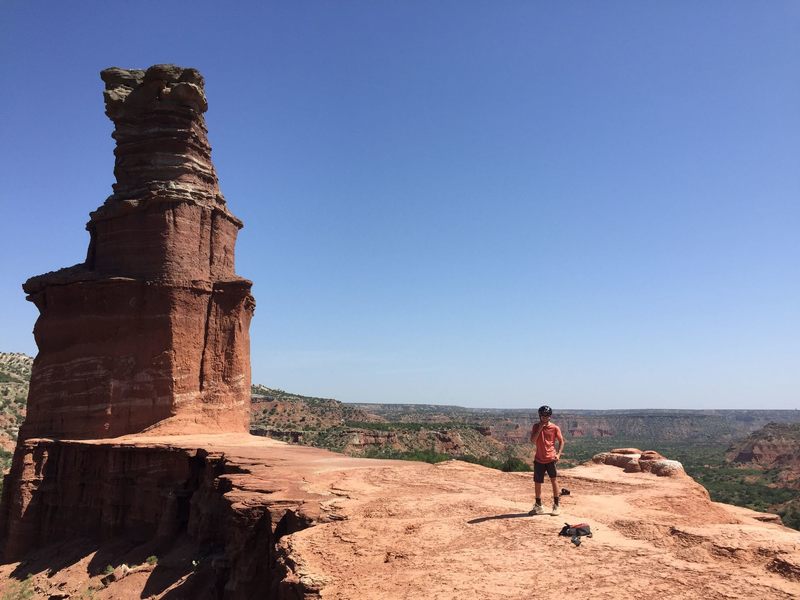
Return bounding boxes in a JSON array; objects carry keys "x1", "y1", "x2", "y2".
[{"x1": 528, "y1": 405, "x2": 565, "y2": 516}]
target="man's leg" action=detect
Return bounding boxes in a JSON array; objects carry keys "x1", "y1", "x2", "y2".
[
  {"x1": 550, "y1": 476, "x2": 559, "y2": 504},
  {"x1": 529, "y1": 463, "x2": 546, "y2": 514},
  {"x1": 548, "y1": 462, "x2": 560, "y2": 515}
]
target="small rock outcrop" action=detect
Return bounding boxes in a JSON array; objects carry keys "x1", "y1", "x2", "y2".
[
  {"x1": 19, "y1": 65, "x2": 255, "y2": 439},
  {"x1": 592, "y1": 447, "x2": 686, "y2": 477}
]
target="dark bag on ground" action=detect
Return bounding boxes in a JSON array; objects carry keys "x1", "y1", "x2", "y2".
[{"x1": 559, "y1": 522, "x2": 592, "y2": 538}]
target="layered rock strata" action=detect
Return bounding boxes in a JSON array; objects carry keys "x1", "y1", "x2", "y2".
[
  {"x1": 0, "y1": 435, "x2": 332, "y2": 598},
  {"x1": 728, "y1": 423, "x2": 800, "y2": 490},
  {"x1": 20, "y1": 65, "x2": 254, "y2": 439}
]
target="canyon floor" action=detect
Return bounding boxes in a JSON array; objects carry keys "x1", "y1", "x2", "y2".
[{"x1": 1, "y1": 434, "x2": 799, "y2": 599}]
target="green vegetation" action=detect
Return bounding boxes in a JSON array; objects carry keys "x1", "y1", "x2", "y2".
[
  {"x1": 363, "y1": 448, "x2": 451, "y2": 463},
  {"x1": 146, "y1": 555, "x2": 158, "y2": 566},
  {"x1": 0, "y1": 353, "x2": 29, "y2": 472},
  {"x1": 558, "y1": 438, "x2": 737, "y2": 470},
  {"x1": 1, "y1": 574, "x2": 33, "y2": 600},
  {"x1": 778, "y1": 501, "x2": 800, "y2": 531},
  {"x1": 77, "y1": 586, "x2": 97, "y2": 600},
  {"x1": 499, "y1": 456, "x2": 533, "y2": 472},
  {"x1": 362, "y1": 448, "x2": 531, "y2": 472},
  {"x1": 251, "y1": 385, "x2": 339, "y2": 407},
  {"x1": 343, "y1": 421, "x2": 480, "y2": 432}
]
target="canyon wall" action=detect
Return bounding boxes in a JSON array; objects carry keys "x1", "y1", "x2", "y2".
[
  {"x1": 728, "y1": 422, "x2": 800, "y2": 489},
  {"x1": 0, "y1": 436, "x2": 318, "y2": 599}
]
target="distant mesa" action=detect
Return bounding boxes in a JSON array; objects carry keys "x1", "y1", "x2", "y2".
[{"x1": 19, "y1": 64, "x2": 255, "y2": 439}]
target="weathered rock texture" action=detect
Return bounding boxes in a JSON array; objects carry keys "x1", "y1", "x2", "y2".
[
  {"x1": 0, "y1": 435, "x2": 337, "y2": 598},
  {"x1": 20, "y1": 65, "x2": 254, "y2": 439},
  {"x1": 592, "y1": 447, "x2": 687, "y2": 477}
]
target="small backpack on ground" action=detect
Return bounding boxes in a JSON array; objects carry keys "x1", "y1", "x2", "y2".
[{"x1": 559, "y1": 522, "x2": 592, "y2": 538}]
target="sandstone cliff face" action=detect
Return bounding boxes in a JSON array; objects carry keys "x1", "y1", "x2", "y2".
[
  {"x1": 728, "y1": 423, "x2": 800, "y2": 489},
  {"x1": 0, "y1": 435, "x2": 325, "y2": 599},
  {"x1": 20, "y1": 65, "x2": 254, "y2": 439},
  {"x1": 728, "y1": 423, "x2": 800, "y2": 468}
]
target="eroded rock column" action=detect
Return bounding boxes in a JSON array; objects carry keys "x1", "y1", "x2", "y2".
[{"x1": 20, "y1": 64, "x2": 255, "y2": 439}]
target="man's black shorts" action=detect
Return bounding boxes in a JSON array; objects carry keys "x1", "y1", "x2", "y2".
[{"x1": 533, "y1": 460, "x2": 557, "y2": 483}]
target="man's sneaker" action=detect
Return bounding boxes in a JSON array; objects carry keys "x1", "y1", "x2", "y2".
[
  {"x1": 528, "y1": 504, "x2": 545, "y2": 516},
  {"x1": 551, "y1": 504, "x2": 560, "y2": 516}
]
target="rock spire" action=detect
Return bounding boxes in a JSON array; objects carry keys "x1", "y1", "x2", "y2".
[{"x1": 20, "y1": 64, "x2": 255, "y2": 439}]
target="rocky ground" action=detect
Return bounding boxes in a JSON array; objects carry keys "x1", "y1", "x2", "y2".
[
  {"x1": 0, "y1": 434, "x2": 797, "y2": 599},
  {"x1": 280, "y1": 454, "x2": 800, "y2": 599}
]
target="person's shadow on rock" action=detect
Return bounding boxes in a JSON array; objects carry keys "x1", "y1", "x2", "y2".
[{"x1": 467, "y1": 512, "x2": 531, "y2": 524}]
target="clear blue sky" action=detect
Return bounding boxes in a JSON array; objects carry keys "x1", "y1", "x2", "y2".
[{"x1": 1, "y1": 2, "x2": 798, "y2": 409}]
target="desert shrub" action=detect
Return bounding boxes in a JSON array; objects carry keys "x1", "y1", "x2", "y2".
[
  {"x1": 363, "y1": 448, "x2": 452, "y2": 463},
  {"x1": 455, "y1": 454, "x2": 504, "y2": 469},
  {"x1": 1, "y1": 574, "x2": 33, "y2": 600},
  {"x1": 779, "y1": 505, "x2": 800, "y2": 530},
  {"x1": 500, "y1": 456, "x2": 532, "y2": 472},
  {"x1": 362, "y1": 449, "x2": 532, "y2": 473},
  {"x1": 77, "y1": 586, "x2": 97, "y2": 600},
  {"x1": 344, "y1": 421, "x2": 483, "y2": 433}
]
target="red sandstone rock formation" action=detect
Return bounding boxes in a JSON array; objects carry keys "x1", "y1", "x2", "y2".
[
  {"x1": 20, "y1": 65, "x2": 254, "y2": 439},
  {"x1": 728, "y1": 423, "x2": 800, "y2": 490},
  {"x1": 0, "y1": 434, "x2": 327, "y2": 595},
  {"x1": 592, "y1": 447, "x2": 686, "y2": 477}
]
